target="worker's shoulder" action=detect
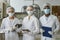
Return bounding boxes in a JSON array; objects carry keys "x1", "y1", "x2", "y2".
[
  {"x1": 2, "y1": 17, "x2": 8, "y2": 22},
  {"x1": 51, "y1": 15, "x2": 56, "y2": 17},
  {"x1": 33, "y1": 16, "x2": 38, "y2": 19},
  {"x1": 32, "y1": 15, "x2": 38, "y2": 21},
  {"x1": 39, "y1": 15, "x2": 45, "y2": 19},
  {"x1": 51, "y1": 15, "x2": 57, "y2": 19},
  {"x1": 40, "y1": 15, "x2": 57, "y2": 19},
  {"x1": 2, "y1": 17, "x2": 7, "y2": 20}
]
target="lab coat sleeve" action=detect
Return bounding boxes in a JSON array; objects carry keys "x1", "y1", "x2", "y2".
[
  {"x1": 1, "y1": 19, "x2": 5, "y2": 29},
  {"x1": 32, "y1": 18, "x2": 40, "y2": 34},
  {"x1": 54, "y1": 17, "x2": 60, "y2": 33},
  {"x1": 1, "y1": 19, "x2": 6, "y2": 33},
  {"x1": 39, "y1": 18, "x2": 44, "y2": 34}
]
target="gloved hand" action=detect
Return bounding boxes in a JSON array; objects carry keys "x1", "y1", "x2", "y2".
[
  {"x1": 22, "y1": 29, "x2": 30, "y2": 34},
  {"x1": 48, "y1": 31, "x2": 52, "y2": 35},
  {"x1": 13, "y1": 26, "x2": 17, "y2": 30},
  {"x1": 22, "y1": 31, "x2": 28, "y2": 34},
  {"x1": 12, "y1": 26, "x2": 17, "y2": 32},
  {"x1": 40, "y1": 29, "x2": 45, "y2": 34}
]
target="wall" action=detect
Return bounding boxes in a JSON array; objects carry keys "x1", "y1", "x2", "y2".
[{"x1": 10, "y1": 0, "x2": 60, "y2": 12}]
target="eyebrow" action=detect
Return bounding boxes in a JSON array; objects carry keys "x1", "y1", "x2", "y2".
[{"x1": 44, "y1": 7, "x2": 50, "y2": 9}]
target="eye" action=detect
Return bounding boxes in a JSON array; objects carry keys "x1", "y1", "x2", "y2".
[{"x1": 8, "y1": 11, "x2": 14, "y2": 13}]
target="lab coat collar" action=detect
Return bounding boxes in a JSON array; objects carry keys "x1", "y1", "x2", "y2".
[
  {"x1": 7, "y1": 17, "x2": 16, "y2": 20},
  {"x1": 7, "y1": 17, "x2": 17, "y2": 23},
  {"x1": 27, "y1": 15, "x2": 35, "y2": 19},
  {"x1": 43, "y1": 15, "x2": 53, "y2": 22},
  {"x1": 27, "y1": 15, "x2": 35, "y2": 20},
  {"x1": 6, "y1": 17, "x2": 17, "y2": 26},
  {"x1": 44, "y1": 15, "x2": 51, "y2": 18}
]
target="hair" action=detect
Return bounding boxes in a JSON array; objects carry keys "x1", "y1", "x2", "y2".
[{"x1": 6, "y1": 7, "x2": 15, "y2": 13}]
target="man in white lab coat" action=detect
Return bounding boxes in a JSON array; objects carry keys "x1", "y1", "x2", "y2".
[
  {"x1": 22, "y1": 5, "x2": 39, "y2": 40},
  {"x1": 1, "y1": 7, "x2": 20, "y2": 40},
  {"x1": 39, "y1": 3, "x2": 59, "y2": 40}
]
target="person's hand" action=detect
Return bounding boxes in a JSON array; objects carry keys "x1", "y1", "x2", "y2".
[
  {"x1": 48, "y1": 31, "x2": 52, "y2": 35},
  {"x1": 53, "y1": 31, "x2": 57, "y2": 34},
  {"x1": 13, "y1": 26, "x2": 17, "y2": 30},
  {"x1": 22, "y1": 31, "x2": 28, "y2": 34},
  {"x1": 40, "y1": 29, "x2": 44, "y2": 33},
  {"x1": 22, "y1": 29, "x2": 30, "y2": 34},
  {"x1": 10, "y1": 26, "x2": 17, "y2": 32}
]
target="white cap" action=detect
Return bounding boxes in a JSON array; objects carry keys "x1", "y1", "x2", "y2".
[
  {"x1": 43, "y1": 3, "x2": 50, "y2": 7},
  {"x1": 43, "y1": 3, "x2": 52, "y2": 14}
]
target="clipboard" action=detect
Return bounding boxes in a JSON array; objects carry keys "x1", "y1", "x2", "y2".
[{"x1": 41, "y1": 26, "x2": 52, "y2": 38}]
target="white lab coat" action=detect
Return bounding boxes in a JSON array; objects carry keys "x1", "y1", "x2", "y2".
[
  {"x1": 1, "y1": 17, "x2": 20, "y2": 40},
  {"x1": 22, "y1": 15, "x2": 39, "y2": 40},
  {"x1": 39, "y1": 15, "x2": 59, "y2": 40}
]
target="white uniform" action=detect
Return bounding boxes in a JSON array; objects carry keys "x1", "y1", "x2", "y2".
[
  {"x1": 39, "y1": 15, "x2": 59, "y2": 40},
  {"x1": 22, "y1": 15, "x2": 39, "y2": 40},
  {"x1": 1, "y1": 17, "x2": 20, "y2": 40}
]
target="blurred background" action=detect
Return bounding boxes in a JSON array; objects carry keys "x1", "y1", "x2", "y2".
[{"x1": 0, "y1": 0, "x2": 60, "y2": 40}]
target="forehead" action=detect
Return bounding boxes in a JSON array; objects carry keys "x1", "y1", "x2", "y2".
[
  {"x1": 26, "y1": 7, "x2": 33, "y2": 10},
  {"x1": 8, "y1": 8, "x2": 14, "y2": 11}
]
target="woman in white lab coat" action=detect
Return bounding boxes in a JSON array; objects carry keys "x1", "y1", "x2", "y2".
[
  {"x1": 1, "y1": 7, "x2": 20, "y2": 40},
  {"x1": 39, "y1": 3, "x2": 59, "y2": 40},
  {"x1": 22, "y1": 5, "x2": 39, "y2": 40}
]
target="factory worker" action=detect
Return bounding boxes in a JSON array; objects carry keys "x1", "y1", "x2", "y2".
[
  {"x1": 22, "y1": 5, "x2": 39, "y2": 40},
  {"x1": 1, "y1": 7, "x2": 20, "y2": 40},
  {"x1": 39, "y1": 3, "x2": 59, "y2": 40}
]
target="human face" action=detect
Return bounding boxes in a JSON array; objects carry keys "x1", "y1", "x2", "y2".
[
  {"x1": 26, "y1": 6, "x2": 34, "y2": 16},
  {"x1": 43, "y1": 6, "x2": 50, "y2": 14},
  {"x1": 7, "y1": 8, "x2": 15, "y2": 17}
]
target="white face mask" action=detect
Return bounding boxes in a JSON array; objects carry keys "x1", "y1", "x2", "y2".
[
  {"x1": 27, "y1": 11, "x2": 33, "y2": 16},
  {"x1": 44, "y1": 9, "x2": 50, "y2": 14},
  {"x1": 8, "y1": 13, "x2": 14, "y2": 17}
]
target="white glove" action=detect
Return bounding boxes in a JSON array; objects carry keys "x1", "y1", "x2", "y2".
[
  {"x1": 22, "y1": 31, "x2": 28, "y2": 34},
  {"x1": 40, "y1": 29, "x2": 45, "y2": 33},
  {"x1": 48, "y1": 31, "x2": 52, "y2": 35},
  {"x1": 13, "y1": 26, "x2": 17, "y2": 30}
]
